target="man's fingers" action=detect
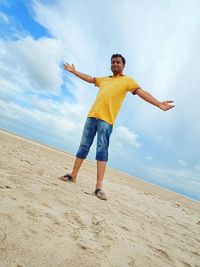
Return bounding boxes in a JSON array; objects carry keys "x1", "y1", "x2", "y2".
[
  {"x1": 162, "y1": 102, "x2": 175, "y2": 111},
  {"x1": 163, "y1": 100, "x2": 175, "y2": 110},
  {"x1": 168, "y1": 105, "x2": 175, "y2": 110}
]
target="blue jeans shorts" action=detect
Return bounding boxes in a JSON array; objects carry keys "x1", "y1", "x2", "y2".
[{"x1": 76, "y1": 117, "x2": 113, "y2": 161}]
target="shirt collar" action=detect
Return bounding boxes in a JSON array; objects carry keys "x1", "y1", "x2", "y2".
[{"x1": 109, "y1": 73, "x2": 125, "y2": 78}]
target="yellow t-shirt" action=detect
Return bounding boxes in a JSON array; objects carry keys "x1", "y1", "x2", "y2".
[{"x1": 88, "y1": 75, "x2": 140, "y2": 124}]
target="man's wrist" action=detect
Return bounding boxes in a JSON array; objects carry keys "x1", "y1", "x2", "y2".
[
  {"x1": 71, "y1": 69, "x2": 76, "y2": 74},
  {"x1": 157, "y1": 102, "x2": 163, "y2": 109}
]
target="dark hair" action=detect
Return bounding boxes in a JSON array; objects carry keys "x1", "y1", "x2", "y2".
[{"x1": 111, "y1": 54, "x2": 126, "y2": 65}]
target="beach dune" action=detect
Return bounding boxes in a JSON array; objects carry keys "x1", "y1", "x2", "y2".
[{"x1": 0, "y1": 129, "x2": 200, "y2": 267}]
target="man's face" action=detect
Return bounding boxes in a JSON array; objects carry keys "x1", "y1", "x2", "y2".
[{"x1": 111, "y1": 57, "x2": 125, "y2": 75}]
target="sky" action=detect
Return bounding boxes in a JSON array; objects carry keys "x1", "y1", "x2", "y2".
[{"x1": 0, "y1": 0, "x2": 200, "y2": 201}]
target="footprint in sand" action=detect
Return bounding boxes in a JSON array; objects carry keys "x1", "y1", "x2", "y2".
[
  {"x1": 38, "y1": 169, "x2": 45, "y2": 176},
  {"x1": 41, "y1": 202, "x2": 52, "y2": 209},
  {"x1": 83, "y1": 190, "x2": 93, "y2": 196},
  {"x1": 20, "y1": 159, "x2": 32, "y2": 165},
  {"x1": 180, "y1": 260, "x2": 192, "y2": 267},
  {"x1": 148, "y1": 245, "x2": 173, "y2": 262},
  {"x1": 51, "y1": 182, "x2": 58, "y2": 186},
  {"x1": 173, "y1": 203, "x2": 180, "y2": 208},
  {"x1": 116, "y1": 223, "x2": 131, "y2": 232},
  {"x1": 128, "y1": 257, "x2": 135, "y2": 266},
  {"x1": 0, "y1": 185, "x2": 12, "y2": 189}
]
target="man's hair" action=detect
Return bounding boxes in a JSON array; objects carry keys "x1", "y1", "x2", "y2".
[{"x1": 111, "y1": 54, "x2": 126, "y2": 65}]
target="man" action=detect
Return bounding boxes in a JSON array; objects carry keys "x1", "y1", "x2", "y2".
[{"x1": 58, "y1": 54, "x2": 174, "y2": 200}]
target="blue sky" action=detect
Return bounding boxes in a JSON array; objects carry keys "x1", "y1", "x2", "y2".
[{"x1": 0, "y1": 0, "x2": 200, "y2": 201}]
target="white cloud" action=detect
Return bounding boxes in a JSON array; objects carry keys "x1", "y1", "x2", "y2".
[
  {"x1": 0, "y1": 9, "x2": 27, "y2": 40},
  {"x1": 178, "y1": 159, "x2": 187, "y2": 167},
  {"x1": 31, "y1": 0, "x2": 99, "y2": 71},
  {"x1": 0, "y1": 37, "x2": 64, "y2": 103},
  {"x1": 146, "y1": 156, "x2": 153, "y2": 160},
  {"x1": 194, "y1": 165, "x2": 200, "y2": 172},
  {"x1": 0, "y1": 98, "x2": 82, "y2": 146},
  {"x1": 115, "y1": 126, "x2": 141, "y2": 148},
  {"x1": 0, "y1": 11, "x2": 9, "y2": 24},
  {"x1": 3, "y1": 36, "x2": 64, "y2": 94},
  {"x1": 0, "y1": 34, "x2": 88, "y2": 151},
  {"x1": 134, "y1": 163, "x2": 200, "y2": 197}
]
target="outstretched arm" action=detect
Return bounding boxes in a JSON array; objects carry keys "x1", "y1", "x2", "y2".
[
  {"x1": 64, "y1": 63, "x2": 95, "y2": 83},
  {"x1": 134, "y1": 88, "x2": 175, "y2": 111}
]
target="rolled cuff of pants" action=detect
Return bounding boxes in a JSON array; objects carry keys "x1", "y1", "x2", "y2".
[{"x1": 76, "y1": 145, "x2": 89, "y2": 159}]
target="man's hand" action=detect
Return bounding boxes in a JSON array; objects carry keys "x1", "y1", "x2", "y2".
[
  {"x1": 64, "y1": 63, "x2": 75, "y2": 73},
  {"x1": 135, "y1": 89, "x2": 175, "y2": 111},
  {"x1": 63, "y1": 62, "x2": 95, "y2": 83},
  {"x1": 158, "y1": 101, "x2": 175, "y2": 111}
]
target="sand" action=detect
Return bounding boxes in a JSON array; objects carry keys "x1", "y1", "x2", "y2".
[{"x1": 0, "y1": 129, "x2": 200, "y2": 267}]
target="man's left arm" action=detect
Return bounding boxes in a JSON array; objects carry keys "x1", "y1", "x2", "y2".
[{"x1": 134, "y1": 88, "x2": 175, "y2": 111}]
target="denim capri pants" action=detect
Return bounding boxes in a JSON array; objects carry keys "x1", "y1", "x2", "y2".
[{"x1": 76, "y1": 117, "x2": 113, "y2": 161}]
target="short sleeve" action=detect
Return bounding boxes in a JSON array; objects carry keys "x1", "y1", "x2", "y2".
[
  {"x1": 94, "y1": 77, "x2": 106, "y2": 87},
  {"x1": 127, "y1": 78, "x2": 140, "y2": 94}
]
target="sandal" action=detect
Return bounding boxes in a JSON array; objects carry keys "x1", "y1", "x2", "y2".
[
  {"x1": 95, "y1": 189, "x2": 107, "y2": 201},
  {"x1": 57, "y1": 174, "x2": 76, "y2": 183}
]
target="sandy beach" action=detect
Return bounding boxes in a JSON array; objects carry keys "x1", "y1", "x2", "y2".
[{"x1": 0, "y1": 129, "x2": 200, "y2": 267}]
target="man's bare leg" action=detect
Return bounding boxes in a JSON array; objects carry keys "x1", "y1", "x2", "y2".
[
  {"x1": 70, "y1": 157, "x2": 84, "y2": 182},
  {"x1": 58, "y1": 157, "x2": 84, "y2": 182},
  {"x1": 96, "y1": 160, "x2": 106, "y2": 189}
]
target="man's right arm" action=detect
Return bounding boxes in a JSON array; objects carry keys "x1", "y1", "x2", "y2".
[{"x1": 64, "y1": 63, "x2": 95, "y2": 84}]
